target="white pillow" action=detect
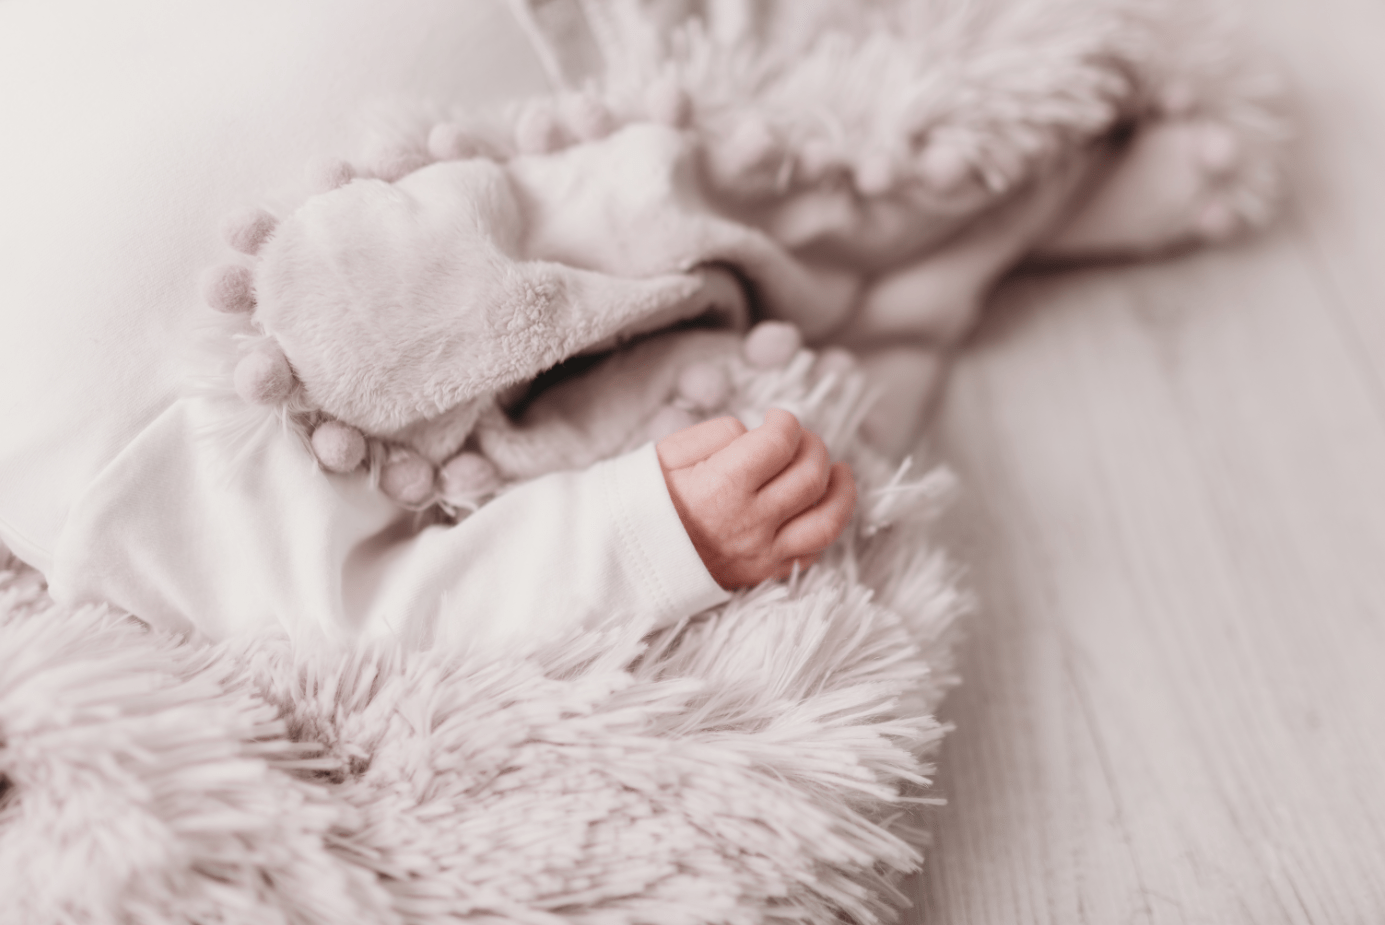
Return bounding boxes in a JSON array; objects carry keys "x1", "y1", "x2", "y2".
[{"x1": 0, "y1": 0, "x2": 551, "y2": 571}]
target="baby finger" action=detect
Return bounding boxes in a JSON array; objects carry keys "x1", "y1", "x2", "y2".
[
  {"x1": 772, "y1": 462, "x2": 857, "y2": 558},
  {"x1": 657, "y1": 415, "x2": 748, "y2": 469},
  {"x1": 712, "y1": 407, "x2": 803, "y2": 491},
  {"x1": 758, "y1": 428, "x2": 831, "y2": 521}
]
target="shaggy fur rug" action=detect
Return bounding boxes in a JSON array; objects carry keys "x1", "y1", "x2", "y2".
[
  {"x1": 2, "y1": 268, "x2": 970, "y2": 921},
  {"x1": 0, "y1": 361, "x2": 966, "y2": 923}
]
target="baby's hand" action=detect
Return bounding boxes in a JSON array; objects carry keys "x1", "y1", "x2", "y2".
[{"x1": 657, "y1": 408, "x2": 856, "y2": 589}]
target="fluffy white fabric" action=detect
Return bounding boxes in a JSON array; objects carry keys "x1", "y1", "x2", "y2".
[
  {"x1": 252, "y1": 126, "x2": 858, "y2": 436},
  {"x1": 0, "y1": 571, "x2": 959, "y2": 925},
  {"x1": 0, "y1": 363, "x2": 965, "y2": 925},
  {"x1": 530, "y1": 0, "x2": 1284, "y2": 236}
]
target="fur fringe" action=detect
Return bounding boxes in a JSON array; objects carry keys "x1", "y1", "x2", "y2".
[
  {"x1": 529, "y1": 0, "x2": 1286, "y2": 215},
  {"x1": 0, "y1": 473, "x2": 965, "y2": 923}
]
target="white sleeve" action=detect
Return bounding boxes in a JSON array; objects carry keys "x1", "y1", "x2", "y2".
[{"x1": 47, "y1": 396, "x2": 729, "y2": 651}]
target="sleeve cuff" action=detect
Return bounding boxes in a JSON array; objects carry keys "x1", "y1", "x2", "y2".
[{"x1": 599, "y1": 442, "x2": 730, "y2": 630}]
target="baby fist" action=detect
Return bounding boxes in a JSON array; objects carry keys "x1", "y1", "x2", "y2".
[{"x1": 657, "y1": 408, "x2": 857, "y2": 589}]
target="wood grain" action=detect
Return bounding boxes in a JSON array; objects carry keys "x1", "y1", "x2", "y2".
[{"x1": 905, "y1": 1, "x2": 1385, "y2": 922}]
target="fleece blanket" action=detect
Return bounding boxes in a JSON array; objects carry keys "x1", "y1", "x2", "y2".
[{"x1": 0, "y1": 0, "x2": 1283, "y2": 922}]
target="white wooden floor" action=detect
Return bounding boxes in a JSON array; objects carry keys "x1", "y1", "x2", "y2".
[{"x1": 906, "y1": 1, "x2": 1385, "y2": 922}]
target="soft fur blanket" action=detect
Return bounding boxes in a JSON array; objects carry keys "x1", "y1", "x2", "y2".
[
  {"x1": 0, "y1": 363, "x2": 964, "y2": 924},
  {"x1": 0, "y1": 0, "x2": 1283, "y2": 921}
]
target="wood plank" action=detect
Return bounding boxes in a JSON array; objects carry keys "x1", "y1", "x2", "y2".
[
  {"x1": 1261, "y1": 0, "x2": 1385, "y2": 404},
  {"x1": 903, "y1": 0, "x2": 1385, "y2": 912}
]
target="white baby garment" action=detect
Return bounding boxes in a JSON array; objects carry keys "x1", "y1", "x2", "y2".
[{"x1": 42, "y1": 394, "x2": 728, "y2": 651}]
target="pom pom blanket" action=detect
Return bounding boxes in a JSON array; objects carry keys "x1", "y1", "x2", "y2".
[{"x1": 0, "y1": 0, "x2": 1283, "y2": 921}]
